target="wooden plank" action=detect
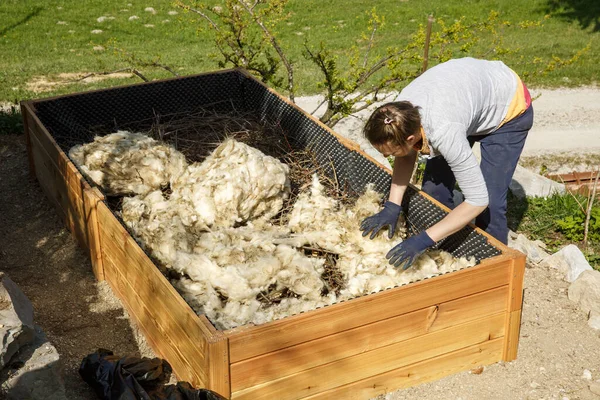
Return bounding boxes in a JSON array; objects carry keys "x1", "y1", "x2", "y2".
[
  {"x1": 26, "y1": 108, "x2": 91, "y2": 197},
  {"x1": 226, "y1": 258, "x2": 512, "y2": 363},
  {"x1": 503, "y1": 309, "x2": 522, "y2": 362},
  {"x1": 508, "y1": 254, "x2": 526, "y2": 312},
  {"x1": 21, "y1": 102, "x2": 36, "y2": 178},
  {"x1": 232, "y1": 313, "x2": 505, "y2": 400},
  {"x1": 208, "y1": 333, "x2": 231, "y2": 398},
  {"x1": 83, "y1": 187, "x2": 105, "y2": 281},
  {"x1": 29, "y1": 129, "x2": 90, "y2": 249},
  {"x1": 102, "y1": 253, "x2": 208, "y2": 387},
  {"x1": 502, "y1": 254, "x2": 525, "y2": 361},
  {"x1": 302, "y1": 338, "x2": 504, "y2": 400},
  {"x1": 231, "y1": 285, "x2": 508, "y2": 391},
  {"x1": 96, "y1": 203, "x2": 223, "y2": 383}
]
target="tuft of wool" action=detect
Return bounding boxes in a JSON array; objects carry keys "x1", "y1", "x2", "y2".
[
  {"x1": 69, "y1": 131, "x2": 187, "y2": 196},
  {"x1": 171, "y1": 139, "x2": 291, "y2": 228}
]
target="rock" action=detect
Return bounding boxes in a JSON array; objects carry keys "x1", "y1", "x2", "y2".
[
  {"x1": 541, "y1": 244, "x2": 593, "y2": 282},
  {"x1": 509, "y1": 165, "x2": 566, "y2": 199},
  {"x1": 588, "y1": 311, "x2": 600, "y2": 330},
  {"x1": 0, "y1": 325, "x2": 66, "y2": 400},
  {"x1": 568, "y1": 270, "x2": 600, "y2": 315},
  {"x1": 0, "y1": 274, "x2": 35, "y2": 369},
  {"x1": 508, "y1": 232, "x2": 549, "y2": 264},
  {"x1": 582, "y1": 369, "x2": 593, "y2": 380},
  {"x1": 590, "y1": 380, "x2": 600, "y2": 396}
]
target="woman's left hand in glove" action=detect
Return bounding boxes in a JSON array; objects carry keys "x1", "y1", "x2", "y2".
[{"x1": 386, "y1": 230, "x2": 435, "y2": 270}]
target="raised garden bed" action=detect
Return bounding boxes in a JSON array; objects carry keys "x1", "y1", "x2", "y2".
[{"x1": 21, "y1": 68, "x2": 525, "y2": 399}]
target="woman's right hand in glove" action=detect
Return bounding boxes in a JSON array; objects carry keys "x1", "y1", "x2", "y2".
[{"x1": 359, "y1": 201, "x2": 402, "y2": 240}]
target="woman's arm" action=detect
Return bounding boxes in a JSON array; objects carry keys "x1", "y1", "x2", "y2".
[
  {"x1": 425, "y1": 202, "x2": 487, "y2": 242},
  {"x1": 388, "y1": 149, "x2": 417, "y2": 205}
]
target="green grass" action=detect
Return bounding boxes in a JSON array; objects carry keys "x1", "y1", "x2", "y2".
[{"x1": 1, "y1": 0, "x2": 599, "y2": 105}]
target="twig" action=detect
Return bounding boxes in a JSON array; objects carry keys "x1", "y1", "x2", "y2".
[
  {"x1": 237, "y1": 0, "x2": 295, "y2": 102},
  {"x1": 557, "y1": 175, "x2": 587, "y2": 214},
  {"x1": 362, "y1": 19, "x2": 378, "y2": 69},
  {"x1": 583, "y1": 170, "x2": 599, "y2": 247},
  {"x1": 310, "y1": 97, "x2": 327, "y2": 115}
]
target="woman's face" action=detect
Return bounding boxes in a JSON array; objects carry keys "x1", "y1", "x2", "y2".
[{"x1": 373, "y1": 141, "x2": 413, "y2": 158}]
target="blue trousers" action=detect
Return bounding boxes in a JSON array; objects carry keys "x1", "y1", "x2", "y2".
[{"x1": 421, "y1": 105, "x2": 534, "y2": 244}]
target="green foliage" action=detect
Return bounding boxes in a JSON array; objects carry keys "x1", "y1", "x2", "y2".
[
  {"x1": 555, "y1": 207, "x2": 600, "y2": 242},
  {"x1": 507, "y1": 192, "x2": 600, "y2": 267}
]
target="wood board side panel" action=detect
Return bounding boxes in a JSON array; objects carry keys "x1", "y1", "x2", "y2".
[
  {"x1": 302, "y1": 338, "x2": 504, "y2": 400},
  {"x1": 102, "y1": 252, "x2": 207, "y2": 386},
  {"x1": 231, "y1": 285, "x2": 508, "y2": 392},
  {"x1": 503, "y1": 254, "x2": 526, "y2": 361},
  {"x1": 231, "y1": 313, "x2": 505, "y2": 400},
  {"x1": 227, "y1": 259, "x2": 512, "y2": 363},
  {"x1": 96, "y1": 203, "x2": 229, "y2": 394},
  {"x1": 21, "y1": 103, "x2": 36, "y2": 178},
  {"x1": 28, "y1": 124, "x2": 90, "y2": 251},
  {"x1": 207, "y1": 334, "x2": 231, "y2": 398},
  {"x1": 83, "y1": 187, "x2": 105, "y2": 280}
]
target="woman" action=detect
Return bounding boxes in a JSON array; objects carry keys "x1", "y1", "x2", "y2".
[{"x1": 359, "y1": 57, "x2": 533, "y2": 269}]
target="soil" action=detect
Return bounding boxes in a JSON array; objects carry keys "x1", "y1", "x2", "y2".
[{"x1": 1, "y1": 86, "x2": 600, "y2": 399}]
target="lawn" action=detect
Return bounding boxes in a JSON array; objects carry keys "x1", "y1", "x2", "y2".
[{"x1": 1, "y1": 0, "x2": 599, "y2": 104}]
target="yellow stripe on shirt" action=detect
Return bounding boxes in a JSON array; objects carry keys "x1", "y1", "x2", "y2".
[{"x1": 498, "y1": 70, "x2": 529, "y2": 128}]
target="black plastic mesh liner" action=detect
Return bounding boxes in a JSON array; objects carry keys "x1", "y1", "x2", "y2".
[
  {"x1": 31, "y1": 69, "x2": 502, "y2": 263},
  {"x1": 33, "y1": 71, "x2": 247, "y2": 152}
]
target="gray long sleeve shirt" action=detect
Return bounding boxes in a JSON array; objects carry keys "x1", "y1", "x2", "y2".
[{"x1": 394, "y1": 57, "x2": 520, "y2": 207}]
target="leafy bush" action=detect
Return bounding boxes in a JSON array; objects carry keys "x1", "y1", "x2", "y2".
[{"x1": 555, "y1": 207, "x2": 600, "y2": 243}]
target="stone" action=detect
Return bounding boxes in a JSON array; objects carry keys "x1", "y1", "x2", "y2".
[
  {"x1": 590, "y1": 380, "x2": 600, "y2": 396},
  {"x1": 508, "y1": 232, "x2": 549, "y2": 264},
  {"x1": 541, "y1": 244, "x2": 593, "y2": 282},
  {"x1": 509, "y1": 165, "x2": 566, "y2": 199},
  {"x1": 582, "y1": 369, "x2": 593, "y2": 380},
  {"x1": 568, "y1": 270, "x2": 600, "y2": 315},
  {"x1": 0, "y1": 274, "x2": 35, "y2": 369},
  {"x1": 0, "y1": 325, "x2": 66, "y2": 400},
  {"x1": 588, "y1": 311, "x2": 600, "y2": 330}
]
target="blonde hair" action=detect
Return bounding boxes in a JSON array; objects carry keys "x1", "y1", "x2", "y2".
[{"x1": 363, "y1": 101, "x2": 421, "y2": 146}]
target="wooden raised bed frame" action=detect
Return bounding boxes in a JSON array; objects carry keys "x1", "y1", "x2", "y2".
[{"x1": 21, "y1": 69, "x2": 525, "y2": 400}]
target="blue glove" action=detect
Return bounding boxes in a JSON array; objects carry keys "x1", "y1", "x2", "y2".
[
  {"x1": 360, "y1": 201, "x2": 402, "y2": 240},
  {"x1": 386, "y1": 230, "x2": 435, "y2": 270}
]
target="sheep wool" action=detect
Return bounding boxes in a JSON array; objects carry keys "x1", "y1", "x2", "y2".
[
  {"x1": 79, "y1": 131, "x2": 478, "y2": 330},
  {"x1": 69, "y1": 131, "x2": 188, "y2": 196},
  {"x1": 171, "y1": 138, "x2": 291, "y2": 228}
]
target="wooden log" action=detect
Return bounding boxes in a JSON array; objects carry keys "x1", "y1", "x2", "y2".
[
  {"x1": 231, "y1": 313, "x2": 505, "y2": 400},
  {"x1": 227, "y1": 258, "x2": 512, "y2": 363},
  {"x1": 231, "y1": 285, "x2": 508, "y2": 391},
  {"x1": 302, "y1": 337, "x2": 504, "y2": 400}
]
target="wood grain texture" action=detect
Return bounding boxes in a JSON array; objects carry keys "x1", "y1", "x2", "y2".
[
  {"x1": 21, "y1": 103, "x2": 36, "y2": 179},
  {"x1": 83, "y1": 187, "x2": 105, "y2": 280},
  {"x1": 502, "y1": 254, "x2": 526, "y2": 361},
  {"x1": 96, "y1": 202, "x2": 229, "y2": 392},
  {"x1": 227, "y1": 259, "x2": 511, "y2": 363},
  {"x1": 302, "y1": 337, "x2": 504, "y2": 400},
  {"x1": 231, "y1": 286, "x2": 508, "y2": 392},
  {"x1": 232, "y1": 313, "x2": 505, "y2": 400}
]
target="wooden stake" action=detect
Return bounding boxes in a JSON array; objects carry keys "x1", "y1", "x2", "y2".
[
  {"x1": 422, "y1": 15, "x2": 434, "y2": 73},
  {"x1": 583, "y1": 171, "x2": 600, "y2": 247}
]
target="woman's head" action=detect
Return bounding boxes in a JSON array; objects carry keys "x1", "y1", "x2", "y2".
[{"x1": 363, "y1": 101, "x2": 421, "y2": 157}]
